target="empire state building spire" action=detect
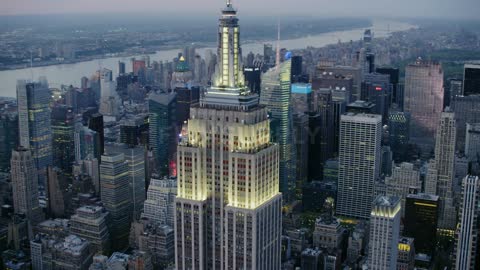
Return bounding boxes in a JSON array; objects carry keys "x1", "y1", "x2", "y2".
[
  {"x1": 211, "y1": 0, "x2": 245, "y2": 89},
  {"x1": 202, "y1": 0, "x2": 260, "y2": 111}
]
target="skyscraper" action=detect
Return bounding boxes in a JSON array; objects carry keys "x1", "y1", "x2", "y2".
[
  {"x1": 465, "y1": 123, "x2": 480, "y2": 162},
  {"x1": 452, "y1": 95, "x2": 480, "y2": 153},
  {"x1": 142, "y1": 177, "x2": 176, "y2": 228},
  {"x1": 463, "y1": 64, "x2": 480, "y2": 96},
  {"x1": 385, "y1": 162, "x2": 421, "y2": 216},
  {"x1": 174, "y1": 2, "x2": 282, "y2": 268},
  {"x1": 88, "y1": 113, "x2": 105, "y2": 157},
  {"x1": 17, "y1": 79, "x2": 52, "y2": 181},
  {"x1": 106, "y1": 144, "x2": 146, "y2": 219},
  {"x1": 404, "y1": 193, "x2": 439, "y2": 256},
  {"x1": 10, "y1": 147, "x2": 44, "y2": 233},
  {"x1": 260, "y1": 54, "x2": 297, "y2": 202},
  {"x1": 51, "y1": 105, "x2": 75, "y2": 174},
  {"x1": 336, "y1": 113, "x2": 382, "y2": 219},
  {"x1": 368, "y1": 196, "x2": 401, "y2": 270},
  {"x1": 404, "y1": 59, "x2": 444, "y2": 150},
  {"x1": 0, "y1": 106, "x2": 18, "y2": 172},
  {"x1": 426, "y1": 110, "x2": 457, "y2": 230},
  {"x1": 454, "y1": 175, "x2": 480, "y2": 269},
  {"x1": 388, "y1": 108, "x2": 410, "y2": 161},
  {"x1": 100, "y1": 152, "x2": 132, "y2": 251},
  {"x1": 148, "y1": 92, "x2": 177, "y2": 177}
]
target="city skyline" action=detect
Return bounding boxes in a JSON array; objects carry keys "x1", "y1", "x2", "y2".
[{"x1": 1, "y1": 0, "x2": 480, "y2": 268}]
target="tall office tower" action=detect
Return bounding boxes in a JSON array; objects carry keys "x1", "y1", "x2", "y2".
[
  {"x1": 88, "y1": 113, "x2": 105, "y2": 156},
  {"x1": 404, "y1": 59, "x2": 444, "y2": 150},
  {"x1": 368, "y1": 196, "x2": 400, "y2": 270},
  {"x1": 376, "y1": 67, "x2": 399, "y2": 104},
  {"x1": 10, "y1": 147, "x2": 44, "y2": 231},
  {"x1": 46, "y1": 167, "x2": 69, "y2": 218},
  {"x1": 362, "y1": 73, "x2": 391, "y2": 122},
  {"x1": 316, "y1": 66, "x2": 362, "y2": 100},
  {"x1": 51, "y1": 105, "x2": 75, "y2": 173},
  {"x1": 454, "y1": 175, "x2": 480, "y2": 269},
  {"x1": 119, "y1": 114, "x2": 149, "y2": 147},
  {"x1": 293, "y1": 113, "x2": 309, "y2": 198},
  {"x1": 336, "y1": 113, "x2": 382, "y2": 219},
  {"x1": 74, "y1": 123, "x2": 101, "y2": 162},
  {"x1": 16, "y1": 79, "x2": 52, "y2": 180},
  {"x1": 0, "y1": 107, "x2": 18, "y2": 172},
  {"x1": 463, "y1": 64, "x2": 480, "y2": 96},
  {"x1": 99, "y1": 68, "x2": 121, "y2": 121},
  {"x1": 425, "y1": 111, "x2": 456, "y2": 230},
  {"x1": 388, "y1": 107, "x2": 410, "y2": 161},
  {"x1": 142, "y1": 177, "x2": 177, "y2": 228},
  {"x1": 243, "y1": 65, "x2": 262, "y2": 94},
  {"x1": 385, "y1": 163, "x2": 421, "y2": 216},
  {"x1": 175, "y1": 2, "x2": 282, "y2": 268},
  {"x1": 70, "y1": 206, "x2": 111, "y2": 255},
  {"x1": 312, "y1": 72, "x2": 354, "y2": 103},
  {"x1": 261, "y1": 55, "x2": 297, "y2": 202},
  {"x1": 448, "y1": 79, "x2": 463, "y2": 106},
  {"x1": 148, "y1": 92, "x2": 177, "y2": 177},
  {"x1": 118, "y1": 61, "x2": 126, "y2": 75},
  {"x1": 291, "y1": 83, "x2": 312, "y2": 193},
  {"x1": 404, "y1": 193, "x2": 439, "y2": 256},
  {"x1": 106, "y1": 144, "x2": 146, "y2": 219},
  {"x1": 465, "y1": 123, "x2": 480, "y2": 162},
  {"x1": 452, "y1": 95, "x2": 480, "y2": 152},
  {"x1": 264, "y1": 44, "x2": 275, "y2": 68},
  {"x1": 100, "y1": 152, "x2": 132, "y2": 251},
  {"x1": 291, "y1": 83, "x2": 313, "y2": 115}
]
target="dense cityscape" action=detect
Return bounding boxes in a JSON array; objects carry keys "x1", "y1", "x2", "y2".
[{"x1": 0, "y1": 0, "x2": 480, "y2": 269}]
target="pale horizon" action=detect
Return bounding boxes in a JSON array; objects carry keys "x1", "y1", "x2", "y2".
[{"x1": 2, "y1": 0, "x2": 479, "y2": 20}]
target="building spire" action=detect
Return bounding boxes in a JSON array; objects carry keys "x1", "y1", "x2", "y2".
[
  {"x1": 226, "y1": 0, "x2": 232, "y2": 7},
  {"x1": 276, "y1": 19, "x2": 281, "y2": 71}
]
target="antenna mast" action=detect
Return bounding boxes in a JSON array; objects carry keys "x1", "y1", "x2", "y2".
[{"x1": 276, "y1": 19, "x2": 281, "y2": 71}]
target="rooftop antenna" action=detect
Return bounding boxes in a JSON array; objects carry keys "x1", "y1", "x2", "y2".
[
  {"x1": 275, "y1": 19, "x2": 281, "y2": 71},
  {"x1": 227, "y1": 0, "x2": 231, "y2": 7},
  {"x1": 30, "y1": 50, "x2": 34, "y2": 81}
]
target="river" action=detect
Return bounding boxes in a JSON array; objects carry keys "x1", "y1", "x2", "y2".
[{"x1": 0, "y1": 19, "x2": 415, "y2": 98}]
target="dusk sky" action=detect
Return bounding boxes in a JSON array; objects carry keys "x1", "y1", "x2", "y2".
[{"x1": 1, "y1": 0, "x2": 479, "y2": 19}]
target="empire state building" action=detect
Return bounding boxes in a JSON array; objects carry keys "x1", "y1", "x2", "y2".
[{"x1": 174, "y1": 1, "x2": 282, "y2": 269}]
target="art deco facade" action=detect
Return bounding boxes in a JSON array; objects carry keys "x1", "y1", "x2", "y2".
[
  {"x1": 425, "y1": 111, "x2": 457, "y2": 230},
  {"x1": 368, "y1": 196, "x2": 400, "y2": 270},
  {"x1": 174, "y1": 2, "x2": 282, "y2": 269},
  {"x1": 403, "y1": 60, "x2": 444, "y2": 150},
  {"x1": 11, "y1": 147, "x2": 44, "y2": 231}
]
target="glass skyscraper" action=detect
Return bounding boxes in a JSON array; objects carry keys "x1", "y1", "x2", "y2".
[
  {"x1": 260, "y1": 57, "x2": 297, "y2": 202},
  {"x1": 16, "y1": 78, "x2": 52, "y2": 181}
]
